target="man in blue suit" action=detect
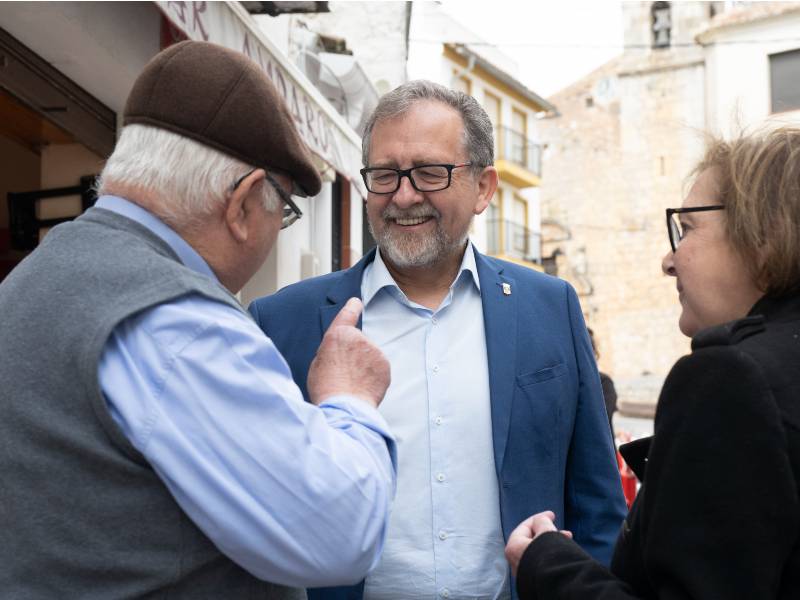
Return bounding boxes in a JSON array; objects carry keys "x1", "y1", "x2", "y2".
[{"x1": 249, "y1": 80, "x2": 626, "y2": 600}]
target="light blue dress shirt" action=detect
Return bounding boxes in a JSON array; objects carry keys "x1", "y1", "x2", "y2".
[
  {"x1": 96, "y1": 196, "x2": 397, "y2": 588},
  {"x1": 361, "y1": 245, "x2": 510, "y2": 600}
]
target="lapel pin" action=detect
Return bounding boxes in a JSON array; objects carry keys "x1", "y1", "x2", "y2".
[{"x1": 502, "y1": 282, "x2": 512, "y2": 296}]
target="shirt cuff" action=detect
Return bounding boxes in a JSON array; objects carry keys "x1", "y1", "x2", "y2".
[{"x1": 319, "y1": 396, "x2": 398, "y2": 475}]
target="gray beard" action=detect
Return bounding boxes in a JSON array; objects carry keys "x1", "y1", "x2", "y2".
[{"x1": 368, "y1": 204, "x2": 470, "y2": 269}]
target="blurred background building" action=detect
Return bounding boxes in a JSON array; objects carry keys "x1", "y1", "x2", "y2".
[
  {"x1": 2, "y1": 1, "x2": 799, "y2": 418},
  {"x1": 538, "y1": 1, "x2": 800, "y2": 416}
]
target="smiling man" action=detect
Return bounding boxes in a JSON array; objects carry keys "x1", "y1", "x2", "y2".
[{"x1": 249, "y1": 80, "x2": 626, "y2": 600}]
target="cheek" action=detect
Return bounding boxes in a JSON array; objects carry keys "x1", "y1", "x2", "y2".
[
  {"x1": 262, "y1": 214, "x2": 282, "y2": 249},
  {"x1": 366, "y1": 200, "x2": 386, "y2": 223},
  {"x1": 432, "y1": 196, "x2": 464, "y2": 224}
]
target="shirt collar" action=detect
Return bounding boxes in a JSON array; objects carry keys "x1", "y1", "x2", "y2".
[
  {"x1": 362, "y1": 241, "x2": 481, "y2": 307},
  {"x1": 95, "y1": 195, "x2": 218, "y2": 282}
]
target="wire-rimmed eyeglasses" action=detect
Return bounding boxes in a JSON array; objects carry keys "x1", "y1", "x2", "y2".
[
  {"x1": 360, "y1": 163, "x2": 473, "y2": 194},
  {"x1": 233, "y1": 169, "x2": 303, "y2": 229},
  {"x1": 666, "y1": 205, "x2": 725, "y2": 252}
]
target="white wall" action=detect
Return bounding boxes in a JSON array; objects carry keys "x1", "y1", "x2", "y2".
[
  {"x1": 703, "y1": 11, "x2": 800, "y2": 135},
  {"x1": 349, "y1": 181, "x2": 364, "y2": 264},
  {"x1": 252, "y1": 12, "x2": 293, "y2": 56},
  {"x1": 297, "y1": 1, "x2": 410, "y2": 94},
  {"x1": 0, "y1": 1, "x2": 162, "y2": 115}
]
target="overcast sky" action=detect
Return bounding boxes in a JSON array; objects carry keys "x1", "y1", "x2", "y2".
[{"x1": 438, "y1": 0, "x2": 624, "y2": 97}]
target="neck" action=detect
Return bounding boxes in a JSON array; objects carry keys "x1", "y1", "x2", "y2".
[
  {"x1": 381, "y1": 243, "x2": 468, "y2": 310},
  {"x1": 180, "y1": 226, "x2": 244, "y2": 294},
  {"x1": 102, "y1": 182, "x2": 244, "y2": 293}
]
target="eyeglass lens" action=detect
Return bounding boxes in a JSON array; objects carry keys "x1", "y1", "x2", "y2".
[
  {"x1": 668, "y1": 213, "x2": 682, "y2": 251},
  {"x1": 281, "y1": 206, "x2": 300, "y2": 230},
  {"x1": 366, "y1": 165, "x2": 452, "y2": 193}
]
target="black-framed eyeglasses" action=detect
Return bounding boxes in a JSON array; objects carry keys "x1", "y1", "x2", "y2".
[
  {"x1": 232, "y1": 169, "x2": 303, "y2": 230},
  {"x1": 360, "y1": 163, "x2": 473, "y2": 194},
  {"x1": 666, "y1": 205, "x2": 725, "y2": 252}
]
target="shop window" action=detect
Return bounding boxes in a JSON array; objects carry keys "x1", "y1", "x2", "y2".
[
  {"x1": 512, "y1": 196, "x2": 528, "y2": 255},
  {"x1": 451, "y1": 73, "x2": 471, "y2": 96},
  {"x1": 770, "y1": 48, "x2": 800, "y2": 113},
  {"x1": 483, "y1": 91, "x2": 501, "y2": 126}
]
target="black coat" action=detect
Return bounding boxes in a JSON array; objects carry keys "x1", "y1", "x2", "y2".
[
  {"x1": 600, "y1": 372, "x2": 617, "y2": 434},
  {"x1": 517, "y1": 293, "x2": 800, "y2": 600}
]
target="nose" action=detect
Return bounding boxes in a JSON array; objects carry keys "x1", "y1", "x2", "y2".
[
  {"x1": 661, "y1": 249, "x2": 676, "y2": 277},
  {"x1": 391, "y1": 174, "x2": 424, "y2": 209}
]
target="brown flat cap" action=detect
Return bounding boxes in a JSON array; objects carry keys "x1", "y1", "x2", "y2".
[{"x1": 124, "y1": 41, "x2": 321, "y2": 196}]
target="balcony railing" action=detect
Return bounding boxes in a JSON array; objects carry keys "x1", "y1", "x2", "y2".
[
  {"x1": 494, "y1": 126, "x2": 542, "y2": 177},
  {"x1": 486, "y1": 219, "x2": 541, "y2": 263}
]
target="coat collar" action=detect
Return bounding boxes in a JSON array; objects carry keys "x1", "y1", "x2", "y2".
[
  {"x1": 319, "y1": 248, "x2": 376, "y2": 332},
  {"x1": 748, "y1": 291, "x2": 800, "y2": 324}
]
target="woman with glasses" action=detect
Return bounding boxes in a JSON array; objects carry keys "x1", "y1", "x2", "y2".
[{"x1": 505, "y1": 125, "x2": 800, "y2": 600}]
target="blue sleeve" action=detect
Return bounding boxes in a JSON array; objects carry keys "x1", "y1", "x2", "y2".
[
  {"x1": 98, "y1": 295, "x2": 397, "y2": 587},
  {"x1": 563, "y1": 283, "x2": 627, "y2": 565}
]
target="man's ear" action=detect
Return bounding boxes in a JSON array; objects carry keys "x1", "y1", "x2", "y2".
[
  {"x1": 473, "y1": 166, "x2": 498, "y2": 215},
  {"x1": 225, "y1": 169, "x2": 265, "y2": 243}
]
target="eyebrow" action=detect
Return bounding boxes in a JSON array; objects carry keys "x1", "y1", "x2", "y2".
[{"x1": 368, "y1": 159, "x2": 450, "y2": 168}]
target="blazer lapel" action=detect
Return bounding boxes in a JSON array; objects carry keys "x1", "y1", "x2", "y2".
[
  {"x1": 475, "y1": 249, "x2": 518, "y2": 479},
  {"x1": 319, "y1": 248, "x2": 377, "y2": 332}
]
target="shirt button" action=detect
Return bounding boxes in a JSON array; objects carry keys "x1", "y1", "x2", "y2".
[
  {"x1": 435, "y1": 416, "x2": 443, "y2": 426},
  {"x1": 431, "y1": 317, "x2": 438, "y2": 325},
  {"x1": 438, "y1": 531, "x2": 447, "y2": 540},
  {"x1": 436, "y1": 473, "x2": 445, "y2": 482},
  {"x1": 441, "y1": 589, "x2": 450, "y2": 598},
  {"x1": 433, "y1": 365, "x2": 440, "y2": 373}
]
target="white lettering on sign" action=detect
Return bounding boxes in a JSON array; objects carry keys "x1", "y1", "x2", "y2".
[
  {"x1": 165, "y1": 1, "x2": 210, "y2": 41},
  {"x1": 155, "y1": 0, "x2": 365, "y2": 196}
]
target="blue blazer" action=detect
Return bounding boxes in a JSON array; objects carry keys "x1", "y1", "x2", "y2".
[{"x1": 249, "y1": 248, "x2": 627, "y2": 600}]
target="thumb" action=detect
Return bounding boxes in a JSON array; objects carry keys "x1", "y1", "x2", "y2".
[{"x1": 328, "y1": 297, "x2": 363, "y2": 329}]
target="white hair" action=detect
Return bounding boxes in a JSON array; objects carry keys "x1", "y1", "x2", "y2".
[{"x1": 97, "y1": 124, "x2": 279, "y2": 229}]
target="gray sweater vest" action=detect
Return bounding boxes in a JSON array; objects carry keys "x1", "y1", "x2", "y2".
[{"x1": 0, "y1": 208, "x2": 304, "y2": 599}]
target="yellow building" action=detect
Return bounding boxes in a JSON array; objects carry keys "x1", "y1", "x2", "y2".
[{"x1": 442, "y1": 43, "x2": 557, "y2": 272}]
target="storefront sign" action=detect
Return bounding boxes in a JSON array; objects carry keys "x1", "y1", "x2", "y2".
[{"x1": 156, "y1": 1, "x2": 366, "y2": 196}]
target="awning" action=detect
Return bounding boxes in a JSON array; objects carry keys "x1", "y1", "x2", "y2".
[{"x1": 155, "y1": 0, "x2": 366, "y2": 196}]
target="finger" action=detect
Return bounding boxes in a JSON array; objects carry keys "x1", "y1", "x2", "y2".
[
  {"x1": 328, "y1": 297, "x2": 363, "y2": 329},
  {"x1": 510, "y1": 519, "x2": 534, "y2": 538},
  {"x1": 532, "y1": 511, "x2": 556, "y2": 525},
  {"x1": 531, "y1": 512, "x2": 558, "y2": 535},
  {"x1": 560, "y1": 530, "x2": 573, "y2": 539}
]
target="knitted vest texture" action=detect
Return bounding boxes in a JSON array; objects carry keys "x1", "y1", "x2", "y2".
[{"x1": 0, "y1": 208, "x2": 304, "y2": 599}]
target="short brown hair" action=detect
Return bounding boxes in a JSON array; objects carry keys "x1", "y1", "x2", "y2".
[
  {"x1": 694, "y1": 126, "x2": 800, "y2": 297},
  {"x1": 362, "y1": 80, "x2": 494, "y2": 171}
]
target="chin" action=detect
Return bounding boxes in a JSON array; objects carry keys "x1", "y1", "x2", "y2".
[{"x1": 678, "y1": 314, "x2": 700, "y2": 338}]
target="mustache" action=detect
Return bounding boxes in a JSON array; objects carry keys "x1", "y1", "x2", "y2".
[{"x1": 381, "y1": 203, "x2": 440, "y2": 221}]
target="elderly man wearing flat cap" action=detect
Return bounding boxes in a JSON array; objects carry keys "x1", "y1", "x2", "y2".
[{"x1": 0, "y1": 41, "x2": 396, "y2": 599}]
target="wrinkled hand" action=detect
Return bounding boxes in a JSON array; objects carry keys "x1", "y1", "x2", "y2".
[
  {"x1": 307, "y1": 298, "x2": 390, "y2": 409},
  {"x1": 504, "y1": 511, "x2": 573, "y2": 577}
]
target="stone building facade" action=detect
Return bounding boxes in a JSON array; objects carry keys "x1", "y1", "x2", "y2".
[{"x1": 540, "y1": 1, "x2": 800, "y2": 415}]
